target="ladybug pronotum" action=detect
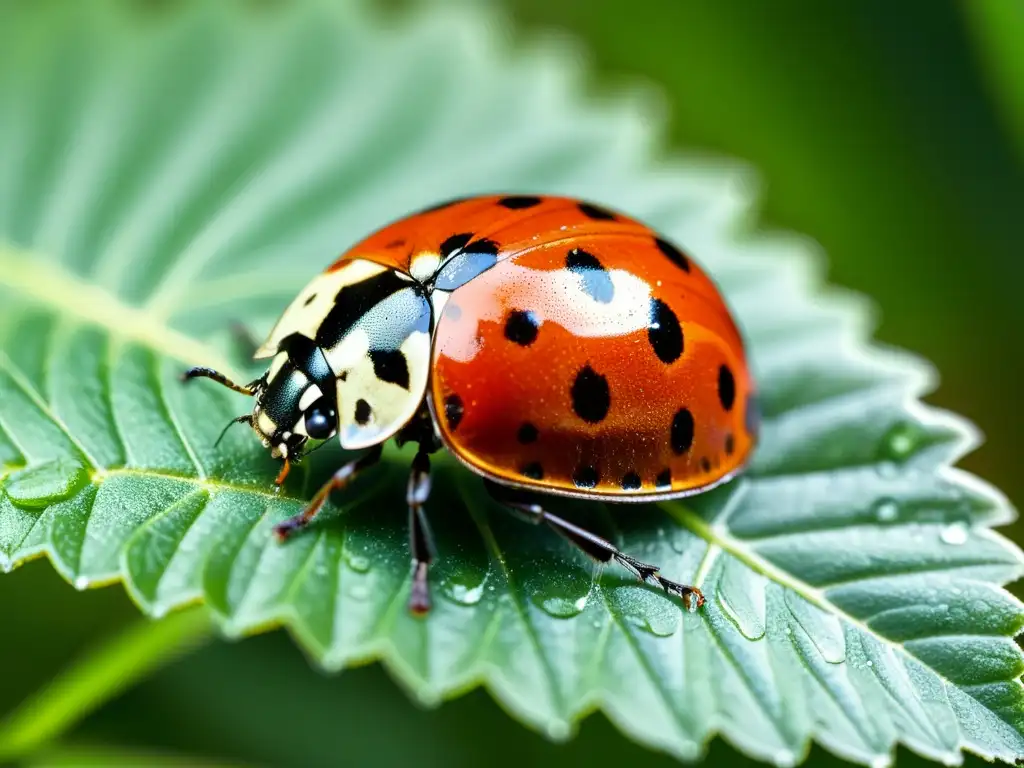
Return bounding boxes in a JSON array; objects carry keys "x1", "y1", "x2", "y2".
[{"x1": 184, "y1": 195, "x2": 759, "y2": 614}]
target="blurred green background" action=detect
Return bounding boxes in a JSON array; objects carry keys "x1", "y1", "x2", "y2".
[{"x1": 3, "y1": 1, "x2": 1022, "y2": 766}]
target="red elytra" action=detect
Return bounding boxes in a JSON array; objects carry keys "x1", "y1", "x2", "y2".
[{"x1": 183, "y1": 194, "x2": 759, "y2": 615}]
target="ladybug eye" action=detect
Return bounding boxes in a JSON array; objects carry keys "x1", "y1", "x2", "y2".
[{"x1": 304, "y1": 400, "x2": 336, "y2": 440}]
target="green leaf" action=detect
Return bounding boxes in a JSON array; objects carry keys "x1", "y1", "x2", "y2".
[{"x1": 0, "y1": 2, "x2": 1021, "y2": 766}]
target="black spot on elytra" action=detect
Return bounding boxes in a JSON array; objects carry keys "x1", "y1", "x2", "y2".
[
  {"x1": 354, "y1": 399, "x2": 372, "y2": 425},
  {"x1": 303, "y1": 293, "x2": 317, "y2": 307},
  {"x1": 571, "y1": 365, "x2": 611, "y2": 423},
  {"x1": 648, "y1": 298, "x2": 683, "y2": 364},
  {"x1": 578, "y1": 202, "x2": 617, "y2": 220},
  {"x1": 566, "y1": 248, "x2": 614, "y2": 304},
  {"x1": 444, "y1": 394, "x2": 463, "y2": 431},
  {"x1": 520, "y1": 462, "x2": 544, "y2": 480},
  {"x1": 498, "y1": 195, "x2": 542, "y2": 209},
  {"x1": 621, "y1": 471, "x2": 642, "y2": 490},
  {"x1": 573, "y1": 465, "x2": 599, "y2": 489},
  {"x1": 504, "y1": 310, "x2": 540, "y2": 346},
  {"x1": 517, "y1": 422, "x2": 539, "y2": 444},
  {"x1": 654, "y1": 237, "x2": 690, "y2": 273},
  {"x1": 369, "y1": 350, "x2": 410, "y2": 390},
  {"x1": 671, "y1": 408, "x2": 695, "y2": 454},
  {"x1": 725, "y1": 433, "x2": 735, "y2": 456},
  {"x1": 655, "y1": 468, "x2": 672, "y2": 489},
  {"x1": 718, "y1": 364, "x2": 736, "y2": 411},
  {"x1": 440, "y1": 232, "x2": 473, "y2": 258},
  {"x1": 700, "y1": 457, "x2": 711, "y2": 473}
]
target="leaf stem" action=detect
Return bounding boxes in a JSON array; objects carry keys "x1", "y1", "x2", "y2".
[{"x1": 0, "y1": 608, "x2": 215, "y2": 761}]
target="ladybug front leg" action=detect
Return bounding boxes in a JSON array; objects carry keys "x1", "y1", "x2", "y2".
[
  {"x1": 273, "y1": 444, "x2": 383, "y2": 541},
  {"x1": 406, "y1": 450, "x2": 436, "y2": 615},
  {"x1": 484, "y1": 480, "x2": 705, "y2": 611}
]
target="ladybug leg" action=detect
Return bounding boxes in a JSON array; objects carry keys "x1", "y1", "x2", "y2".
[
  {"x1": 484, "y1": 480, "x2": 705, "y2": 611},
  {"x1": 273, "y1": 444, "x2": 383, "y2": 541},
  {"x1": 407, "y1": 450, "x2": 436, "y2": 615}
]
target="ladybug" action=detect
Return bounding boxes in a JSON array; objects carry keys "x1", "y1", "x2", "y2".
[{"x1": 183, "y1": 195, "x2": 759, "y2": 615}]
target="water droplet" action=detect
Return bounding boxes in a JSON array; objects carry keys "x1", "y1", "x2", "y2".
[
  {"x1": 440, "y1": 571, "x2": 487, "y2": 606},
  {"x1": 546, "y1": 720, "x2": 570, "y2": 740},
  {"x1": 719, "y1": 591, "x2": 765, "y2": 640},
  {"x1": 74, "y1": 576, "x2": 89, "y2": 590},
  {"x1": 940, "y1": 522, "x2": 968, "y2": 545},
  {"x1": 784, "y1": 626, "x2": 792, "y2": 635},
  {"x1": 625, "y1": 600, "x2": 680, "y2": 637},
  {"x1": 881, "y1": 422, "x2": 920, "y2": 462},
  {"x1": 538, "y1": 593, "x2": 588, "y2": 619},
  {"x1": 152, "y1": 605, "x2": 167, "y2": 619},
  {"x1": 344, "y1": 550, "x2": 370, "y2": 573},
  {"x1": 0, "y1": 557, "x2": 11, "y2": 574},
  {"x1": 773, "y1": 749, "x2": 796, "y2": 768},
  {"x1": 529, "y1": 573, "x2": 591, "y2": 619},
  {"x1": 348, "y1": 583, "x2": 369, "y2": 601},
  {"x1": 865, "y1": 660, "x2": 873, "y2": 668},
  {"x1": 870, "y1": 755, "x2": 891, "y2": 768},
  {"x1": 873, "y1": 500, "x2": 898, "y2": 523}
]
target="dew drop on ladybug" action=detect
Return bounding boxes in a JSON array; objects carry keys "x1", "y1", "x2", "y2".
[{"x1": 183, "y1": 194, "x2": 758, "y2": 615}]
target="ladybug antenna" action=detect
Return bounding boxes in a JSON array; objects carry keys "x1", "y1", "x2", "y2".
[
  {"x1": 214, "y1": 415, "x2": 253, "y2": 447},
  {"x1": 181, "y1": 367, "x2": 259, "y2": 396}
]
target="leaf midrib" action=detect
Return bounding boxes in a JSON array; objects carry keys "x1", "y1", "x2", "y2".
[{"x1": 0, "y1": 246, "x2": 238, "y2": 376}]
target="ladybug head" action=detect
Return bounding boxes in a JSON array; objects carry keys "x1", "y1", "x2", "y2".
[{"x1": 181, "y1": 357, "x2": 339, "y2": 486}]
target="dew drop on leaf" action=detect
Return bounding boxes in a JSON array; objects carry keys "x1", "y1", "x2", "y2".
[
  {"x1": 940, "y1": 521, "x2": 968, "y2": 545},
  {"x1": 880, "y1": 422, "x2": 921, "y2": 462},
  {"x1": 440, "y1": 568, "x2": 488, "y2": 607},
  {"x1": 5, "y1": 458, "x2": 87, "y2": 508},
  {"x1": 537, "y1": 593, "x2": 588, "y2": 619},
  {"x1": 625, "y1": 599, "x2": 680, "y2": 637},
  {"x1": 873, "y1": 499, "x2": 899, "y2": 523},
  {"x1": 344, "y1": 551, "x2": 371, "y2": 573},
  {"x1": 74, "y1": 576, "x2": 89, "y2": 590}
]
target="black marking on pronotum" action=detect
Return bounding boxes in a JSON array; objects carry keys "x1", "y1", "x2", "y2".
[
  {"x1": 316, "y1": 270, "x2": 409, "y2": 349},
  {"x1": 280, "y1": 333, "x2": 335, "y2": 392},
  {"x1": 566, "y1": 248, "x2": 614, "y2": 304},
  {"x1": 354, "y1": 399, "x2": 372, "y2": 425},
  {"x1": 369, "y1": 349, "x2": 410, "y2": 390},
  {"x1": 655, "y1": 468, "x2": 672, "y2": 488}
]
